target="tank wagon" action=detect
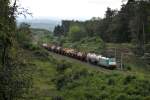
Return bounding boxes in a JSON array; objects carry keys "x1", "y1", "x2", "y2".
[{"x1": 42, "y1": 43, "x2": 117, "y2": 69}]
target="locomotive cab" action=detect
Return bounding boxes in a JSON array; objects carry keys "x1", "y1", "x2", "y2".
[{"x1": 108, "y1": 58, "x2": 117, "y2": 69}]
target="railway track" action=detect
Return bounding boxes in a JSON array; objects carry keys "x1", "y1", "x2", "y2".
[
  {"x1": 47, "y1": 50, "x2": 149, "y2": 77},
  {"x1": 48, "y1": 51, "x2": 117, "y2": 72},
  {"x1": 42, "y1": 44, "x2": 117, "y2": 70}
]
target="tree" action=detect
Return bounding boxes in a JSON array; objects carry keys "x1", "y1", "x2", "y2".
[
  {"x1": 0, "y1": 0, "x2": 32, "y2": 99},
  {"x1": 96, "y1": 7, "x2": 118, "y2": 42},
  {"x1": 106, "y1": 4, "x2": 132, "y2": 43},
  {"x1": 68, "y1": 25, "x2": 86, "y2": 42},
  {"x1": 53, "y1": 25, "x2": 64, "y2": 36},
  {"x1": 105, "y1": 7, "x2": 117, "y2": 19},
  {"x1": 17, "y1": 22, "x2": 32, "y2": 47},
  {"x1": 128, "y1": 0, "x2": 150, "y2": 55},
  {"x1": 85, "y1": 19, "x2": 101, "y2": 37},
  {"x1": 61, "y1": 20, "x2": 72, "y2": 35}
]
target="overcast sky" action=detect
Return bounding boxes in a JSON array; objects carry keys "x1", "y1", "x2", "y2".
[{"x1": 18, "y1": 0, "x2": 125, "y2": 20}]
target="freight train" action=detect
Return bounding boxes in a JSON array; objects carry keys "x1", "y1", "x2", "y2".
[{"x1": 42, "y1": 43, "x2": 117, "y2": 69}]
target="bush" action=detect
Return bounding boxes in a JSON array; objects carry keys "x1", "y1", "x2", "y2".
[
  {"x1": 99, "y1": 91, "x2": 109, "y2": 100},
  {"x1": 124, "y1": 63, "x2": 132, "y2": 71},
  {"x1": 30, "y1": 44, "x2": 40, "y2": 51},
  {"x1": 107, "y1": 78, "x2": 115, "y2": 85},
  {"x1": 68, "y1": 25, "x2": 87, "y2": 42},
  {"x1": 115, "y1": 93, "x2": 129, "y2": 100},
  {"x1": 129, "y1": 95, "x2": 143, "y2": 100},
  {"x1": 144, "y1": 96, "x2": 150, "y2": 100},
  {"x1": 56, "y1": 60, "x2": 72, "y2": 72},
  {"x1": 52, "y1": 96, "x2": 64, "y2": 100},
  {"x1": 126, "y1": 66, "x2": 132, "y2": 71},
  {"x1": 33, "y1": 49, "x2": 50, "y2": 61},
  {"x1": 124, "y1": 75, "x2": 136, "y2": 85}
]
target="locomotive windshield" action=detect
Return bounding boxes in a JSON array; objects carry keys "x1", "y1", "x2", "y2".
[{"x1": 109, "y1": 58, "x2": 116, "y2": 62}]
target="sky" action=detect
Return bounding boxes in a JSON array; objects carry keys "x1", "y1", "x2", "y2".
[{"x1": 18, "y1": 0, "x2": 125, "y2": 20}]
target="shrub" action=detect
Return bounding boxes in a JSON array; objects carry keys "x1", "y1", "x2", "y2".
[
  {"x1": 124, "y1": 63, "x2": 132, "y2": 71},
  {"x1": 126, "y1": 66, "x2": 132, "y2": 71},
  {"x1": 24, "y1": 43, "x2": 40, "y2": 50},
  {"x1": 99, "y1": 91, "x2": 109, "y2": 100},
  {"x1": 52, "y1": 95, "x2": 64, "y2": 100},
  {"x1": 84, "y1": 92, "x2": 98, "y2": 100},
  {"x1": 68, "y1": 25, "x2": 87, "y2": 42},
  {"x1": 144, "y1": 96, "x2": 150, "y2": 100},
  {"x1": 124, "y1": 75, "x2": 136, "y2": 85},
  {"x1": 107, "y1": 78, "x2": 115, "y2": 85},
  {"x1": 56, "y1": 60, "x2": 72, "y2": 72},
  {"x1": 128, "y1": 95, "x2": 143, "y2": 100},
  {"x1": 33, "y1": 49, "x2": 49, "y2": 60},
  {"x1": 115, "y1": 93, "x2": 129, "y2": 100}
]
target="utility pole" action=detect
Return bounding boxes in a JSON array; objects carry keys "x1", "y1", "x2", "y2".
[
  {"x1": 115, "y1": 47, "x2": 117, "y2": 58},
  {"x1": 143, "y1": 22, "x2": 145, "y2": 54},
  {"x1": 120, "y1": 53, "x2": 123, "y2": 70}
]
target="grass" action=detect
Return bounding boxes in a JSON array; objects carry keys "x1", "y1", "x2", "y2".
[
  {"x1": 21, "y1": 46, "x2": 150, "y2": 100},
  {"x1": 22, "y1": 29, "x2": 150, "y2": 100},
  {"x1": 29, "y1": 60, "x2": 57, "y2": 100}
]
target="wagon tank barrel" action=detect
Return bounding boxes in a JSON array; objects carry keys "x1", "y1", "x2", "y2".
[{"x1": 42, "y1": 43, "x2": 117, "y2": 69}]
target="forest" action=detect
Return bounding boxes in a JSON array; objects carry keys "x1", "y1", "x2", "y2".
[
  {"x1": 0, "y1": 0, "x2": 150, "y2": 100},
  {"x1": 54, "y1": 0, "x2": 150, "y2": 56}
]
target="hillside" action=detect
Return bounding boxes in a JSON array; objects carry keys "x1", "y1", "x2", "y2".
[
  {"x1": 1, "y1": 0, "x2": 150, "y2": 100},
  {"x1": 15, "y1": 28, "x2": 149, "y2": 100},
  {"x1": 22, "y1": 42, "x2": 150, "y2": 100},
  {"x1": 17, "y1": 19, "x2": 61, "y2": 31}
]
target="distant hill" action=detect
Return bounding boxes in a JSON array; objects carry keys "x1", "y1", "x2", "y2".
[
  {"x1": 30, "y1": 28, "x2": 53, "y2": 44},
  {"x1": 17, "y1": 19, "x2": 61, "y2": 31}
]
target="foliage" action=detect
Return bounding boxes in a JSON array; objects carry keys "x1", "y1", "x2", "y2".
[
  {"x1": 53, "y1": 25, "x2": 64, "y2": 36},
  {"x1": 68, "y1": 25, "x2": 86, "y2": 42},
  {"x1": 17, "y1": 22, "x2": 32, "y2": 48},
  {"x1": 32, "y1": 53, "x2": 150, "y2": 100},
  {"x1": 0, "y1": 0, "x2": 32, "y2": 99},
  {"x1": 0, "y1": 0, "x2": 149, "y2": 99},
  {"x1": 17, "y1": 42, "x2": 149, "y2": 100},
  {"x1": 53, "y1": 0, "x2": 150, "y2": 56},
  {"x1": 31, "y1": 28, "x2": 53, "y2": 45},
  {"x1": 56, "y1": 36, "x2": 105, "y2": 53}
]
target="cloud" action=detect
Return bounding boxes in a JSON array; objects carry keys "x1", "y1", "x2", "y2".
[{"x1": 19, "y1": 0, "x2": 123, "y2": 20}]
